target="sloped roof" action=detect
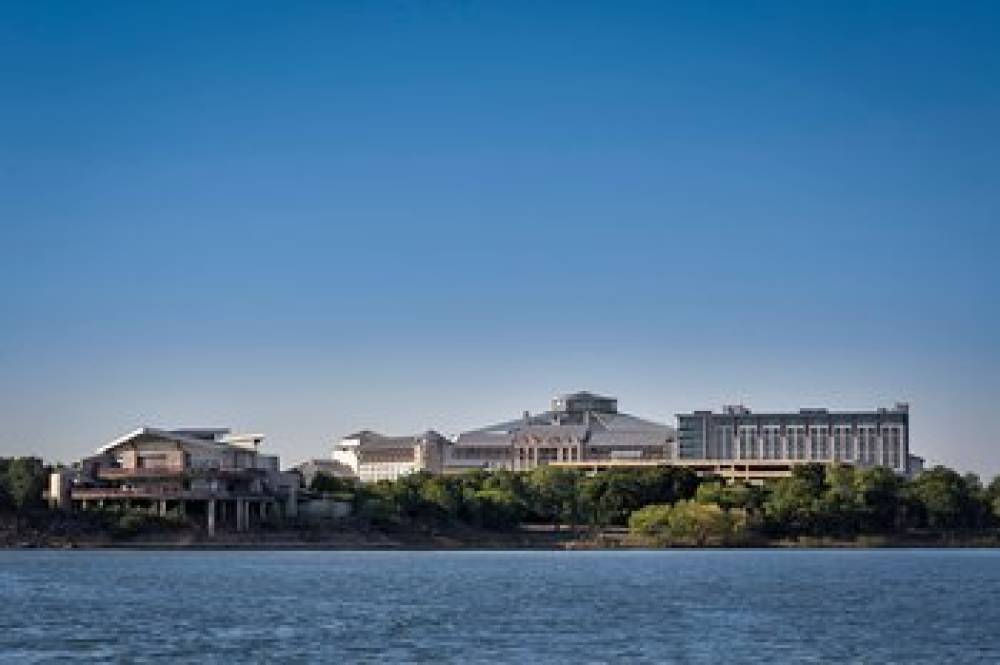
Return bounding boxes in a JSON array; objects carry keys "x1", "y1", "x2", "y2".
[
  {"x1": 95, "y1": 427, "x2": 233, "y2": 455},
  {"x1": 456, "y1": 400, "x2": 674, "y2": 448},
  {"x1": 556, "y1": 390, "x2": 615, "y2": 402},
  {"x1": 342, "y1": 429, "x2": 449, "y2": 448},
  {"x1": 341, "y1": 430, "x2": 418, "y2": 449},
  {"x1": 590, "y1": 412, "x2": 672, "y2": 433}
]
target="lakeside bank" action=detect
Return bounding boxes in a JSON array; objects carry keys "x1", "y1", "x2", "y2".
[{"x1": 5, "y1": 512, "x2": 1000, "y2": 551}]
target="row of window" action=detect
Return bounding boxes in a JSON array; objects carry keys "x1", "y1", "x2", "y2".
[{"x1": 708, "y1": 426, "x2": 904, "y2": 465}]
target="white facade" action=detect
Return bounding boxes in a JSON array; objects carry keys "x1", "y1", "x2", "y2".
[{"x1": 331, "y1": 430, "x2": 446, "y2": 483}]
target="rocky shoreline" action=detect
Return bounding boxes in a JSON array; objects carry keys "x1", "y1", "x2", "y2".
[
  {"x1": 6, "y1": 526, "x2": 1000, "y2": 552},
  {"x1": 6, "y1": 509, "x2": 1000, "y2": 551}
]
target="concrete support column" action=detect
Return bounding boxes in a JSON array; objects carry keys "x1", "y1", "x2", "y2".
[
  {"x1": 285, "y1": 486, "x2": 298, "y2": 519},
  {"x1": 207, "y1": 499, "x2": 216, "y2": 538},
  {"x1": 236, "y1": 498, "x2": 246, "y2": 532},
  {"x1": 159, "y1": 500, "x2": 167, "y2": 517}
]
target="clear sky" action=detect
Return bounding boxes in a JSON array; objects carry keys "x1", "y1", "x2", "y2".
[{"x1": 1, "y1": 2, "x2": 998, "y2": 475}]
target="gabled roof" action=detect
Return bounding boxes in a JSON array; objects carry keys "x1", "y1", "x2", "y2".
[
  {"x1": 341, "y1": 429, "x2": 449, "y2": 448},
  {"x1": 344, "y1": 429, "x2": 381, "y2": 440},
  {"x1": 96, "y1": 427, "x2": 233, "y2": 455},
  {"x1": 170, "y1": 428, "x2": 231, "y2": 439},
  {"x1": 457, "y1": 404, "x2": 674, "y2": 447},
  {"x1": 589, "y1": 412, "x2": 673, "y2": 433},
  {"x1": 556, "y1": 390, "x2": 615, "y2": 402},
  {"x1": 340, "y1": 430, "x2": 418, "y2": 449}
]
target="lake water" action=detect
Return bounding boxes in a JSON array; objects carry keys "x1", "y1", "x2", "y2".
[{"x1": 1, "y1": 549, "x2": 999, "y2": 663}]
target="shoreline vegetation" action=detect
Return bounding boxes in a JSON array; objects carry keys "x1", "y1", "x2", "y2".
[{"x1": 3, "y1": 457, "x2": 1000, "y2": 550}]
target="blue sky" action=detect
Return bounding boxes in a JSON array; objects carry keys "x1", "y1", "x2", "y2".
[{"x1": 1, "y1": 2, "x2": 998, "y2": 475}]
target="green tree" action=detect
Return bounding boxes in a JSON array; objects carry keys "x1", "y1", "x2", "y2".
[
  {"x1": 695, "y1": 481, "x2": 725, "y2": 506},
  {"x1": 630, "y1": 501, "x2": 746, "y2": 546},
  {"x1": 853, "y1": 466, "x2": 902, "y2": 533},
  {"x1": 526, "y1": 466, "x2": 581, "y2": 527},
  {"x1": 419, "y1": 476, "x2": 461, "y2": 521},
  {"x1": 910, "y1": 466, "x2": 982, "y2": 530},
  {"x1": 0, "y1": 459, "x2": 11, "y2": 511},
  {"x1": 821, "y1": 465, "x2": 860, "y2": 536},
  {"x1": 763, "y1": 464, "x2": 827, "y2": 536},
  {"x1": 309, "y1": 473, "x2": 358, "y2": 497},
  {"x1": 628, "y1": 503, "x2": 673, "y2": 540},
  {"x1": 987, "y1": 476, "x2": 1000, "y2": 524},
  {"x1": 3, "y1": 457, "x2": 46, "y2": 511},
  {"x1": 1, "y1": 457, "x2": 47, "y2": 534},
  {"x1": 634, "y1": 467, "x2": 701, "y2": 507},
  {"x1": 469, "y1": 488, "x2": 525, "y2": 529},
  {"x1": 697, "y1": 480, "x2": 765, "y2": 514},
  {"x1": 579, "y1": 470, "x2": 640, "y2": 526}
]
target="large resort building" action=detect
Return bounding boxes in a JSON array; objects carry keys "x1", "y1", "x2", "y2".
[
  {"x1": 49, "y1": 427, "x2": 300, "y2": 536},
  {"x1": 50, "y1": 395, "x2": 922, "y2": 519},
  {"x1": 318, "y1": 393, "x2": 922, "y2": 483},
  {"x1": 674, "y1": 403, "x2": 921, "y2": 479},
  {"x1": 319, "y1": 392, "x2": 675, "y2": 481},
  {"x1": 448, "y1": 392, "x2": 676, "y2": 473}
]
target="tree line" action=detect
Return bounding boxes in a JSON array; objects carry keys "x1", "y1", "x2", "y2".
[
  {"x1": 312, "y1": 463, "x2": 1000, "y2": 544},
  {"x1": 6, "y1": 454, "x2": 1000, "y2": 546}
]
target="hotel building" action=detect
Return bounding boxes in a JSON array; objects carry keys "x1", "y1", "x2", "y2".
[{"x1": 676, "y1": 403, "x2": 920, "y2": 476}]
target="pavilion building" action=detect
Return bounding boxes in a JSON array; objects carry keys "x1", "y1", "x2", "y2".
[{"x1": 48, "y1": 427, "x2": 300, "y2": 536}]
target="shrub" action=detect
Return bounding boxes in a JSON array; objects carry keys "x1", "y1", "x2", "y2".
[
  {"x1": 629, "y1": 500, "x2": 747, "y2": 546},
  {"x1": 114, "y1": 513, "x2": 150, "y2": 537}
]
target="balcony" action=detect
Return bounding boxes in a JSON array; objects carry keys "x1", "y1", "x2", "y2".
[
  {"x1": 97, "y1": 466, "x2": 186, "y2": 479},
  {"x1": 71, "y1": 487, "x2": 218, "y2": 500},
  {"x1": 70, "y1": 486, "x2": 277, "y2": 500},
  {"x1": 95, "y1": 465, "x2": 265, "y2": 480}
]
